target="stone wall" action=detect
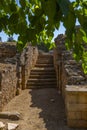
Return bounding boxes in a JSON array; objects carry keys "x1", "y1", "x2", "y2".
[
  {"x1": 0, "y1": 42, "x2": 38, "y2": 111},
  {"x1": 54, "y1": 34, "x2": 87, "y2": 96},
  {"x1": 0, "y1": 63, "x2": 17, "y2": 110},
  {"x1": 18, "y1": 45, "x2": 38, "y2": 91},
  {"x1": 54, "y1": 34, "x2": 87, "y2": 128},
  {"x1": 0, "y1": 42, "x2": 17, "y2": 110},
  {"x1": 0, "y1": 42, "x2": 17, "y2": 58}
]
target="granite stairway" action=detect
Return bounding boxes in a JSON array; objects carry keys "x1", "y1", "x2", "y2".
[{"x1": 26, "y1": 53, "x2": 57, "y2": 88}]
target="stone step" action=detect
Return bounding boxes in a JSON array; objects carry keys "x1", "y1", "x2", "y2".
[
  {"x1": 35, "y1": 63, "x2": 54, "y2": 67},
  {"x1": 28, "y1": 78, "x2": 56, "y2": 82},
  {"x1": 26, "y1": 81, "x2": 57, "y2": 89},
  {"x1": 29, "y1": 74, "x2": 56, "y2": 78},
  {"x1": 27, "y1": 81, "x2": 57, "y2": 86},
  {"x1": 31, "y1": 67, "x2": 55, "y2": 71},
  {"x1": 37, "y1": 59, "x2": 53, "y2": 64},
  {"x1": 38, "y1": 54, "x2": 53, "y2": 59},
  {"x1": 30, "y1": 71, "x2": 56, "y2": 75},
  {"x1": 27, "y1": 84, "x2": 57, "y2": 89},
  {"x1": 38, "y1": 55, "x2": 53, "y2": 58},
  {"x1": 38, "y1": 57, "x2": 53, "y2": 61},
  {"x1": 27, "y1": 53, "x2": 56, "y2": 89}
]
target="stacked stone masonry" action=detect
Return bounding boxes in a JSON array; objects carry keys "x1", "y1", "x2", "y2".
[
  {"x1": 66, "y1": 85, "x2": 87, "y2": 127},
  {"x1": 54, "y1": 34, "x2": 87, "y2": 128},
  {"x1": 0, "y1": 42, "x2": 38, "y2": 111},
  {"x1": 0, "y1": 63, "x2": 17, "y2": 111}
]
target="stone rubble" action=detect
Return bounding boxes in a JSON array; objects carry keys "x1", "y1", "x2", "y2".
[
  {"x1": 0, "y1": 112, "x2": 20, "y2": 120},
  {"x1": 8, "y1": 123, "x2": 19, "y2": 130},
  {"x1": 0, "y1": 121, "x2": 19, "y2": 130},
  {"x1": 0, "y1": 121, "x2": 5, "y2": 130}
]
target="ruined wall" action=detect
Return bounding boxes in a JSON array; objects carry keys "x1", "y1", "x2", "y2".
[
  {"x1": 53, "y1": 34, "x2": 66, "y2": 93},
  {"x1": 0, "y1": 42, "x2": 38, "y2": 111},
  {"x1": 0, "y1": 43, "x2": 17, "y2": 110},
  {"x1": 54, "y1": 34, "x2": 87, "y2": 128},
  {"x1": 18, "y1": 45, "x2": 38, "y2": 91},
  {"x1": 54, "y1": 34, "x2": 87, "y2": 96},
  {"x1": 0, "y1": 42, "x2": 17, "y2": 58},
  {"x1": 0, "y1": 64, "x2": 17, "y2": 110}
]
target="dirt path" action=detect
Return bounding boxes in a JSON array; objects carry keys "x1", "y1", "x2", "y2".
[{"x1": 2, "y1": 88, "x2": 86, "y2": 130}]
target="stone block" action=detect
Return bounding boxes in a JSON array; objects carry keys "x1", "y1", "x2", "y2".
[
  {"x1": 0, "y1": 121, "x2": 5, "y2": 130},
  {"x1": 65, "y1": 94, "x2": 78, "y2": 104},
  {"x1": 82, "y1": 112, "x2": 87, "y2": 120},
  {"x1": 66, "y1": 103, "x2": 87, "y2": 112},
  {"x1": 67, "y1": 119, "x2": 87, "y2": 128},
  {"x1": 8, "y1": 123, "x2": 19, "y2": 130},
  {"x1": 78, "y1": 92, "x2": 87, "y2": 103},
  {"x1": 65, "y1": 85, "x2": 87, "y2": 128},
  {"x1": 67, "y1": 111, "x2": 81, "y2": 120}
]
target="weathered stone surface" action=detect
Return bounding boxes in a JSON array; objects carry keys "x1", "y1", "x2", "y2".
[
  {"x1": 8, "y1": 112, "x2": 20, "y2": 120},
  {"x1": 0, "y1": 121, "x2": 5, "y2": 130},
  {"x1": 54, "y1": 34, "x2": 87, "y2": 128},
  {"x1": 54, "y1": 34, "x2": 87, "y2": 95},
  {"x1": 20, "y1": 45, "x2": 38, "y2": 90},
  {"x1": 0, "y1": 43, "x2": 38, "y2": 111},
  {"x1": 67, "y1": 119, "x2": 87, "y2": 128},
  {"x1": 8, "y1": 123, "x2": 19, "y2": 130},
  {"x1": 0, "y1": 112, "x2": 20, "y2": 120},
  {"x1": 0, "y1": 92, "x2": 2, "y2": 111},
  {"x1": 0, "y1": 42, "x2": 16, "y2": 58},
  {"x1": 0, "y1": 63, "x2": 17, "y2": 110},
  {"x1": 65, "y1": 85, "x2": 87, "y2": 128}
]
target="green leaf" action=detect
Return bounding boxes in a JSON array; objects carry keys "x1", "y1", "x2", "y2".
[
  {"x1": 19, "y1": 0, "x2": 26, "y2": 9},
  {"x1": 82, "y1": 52, "x2": 87, "y2": 74},
  {"x1": 9, "y1": 13, "x2": 19, "y2": 24},
  {"x1": 17, "y1": 40, "x2": 24, "y2": 52},
  {"x1": 42, "y1": 0, "x2": 56, "y2": 19},
  {"x1": 83, "y1": 36, "x2": 87, "y2": 43},
  {"x1": 57, "y1": 0, "x2": 70, "y2": 16},
  {"x1": 9, "y1": 1, "x2": 17, "y2": 12},
  {"x1": 0, "y1": 15, "x2": 8, "y2": 29}
]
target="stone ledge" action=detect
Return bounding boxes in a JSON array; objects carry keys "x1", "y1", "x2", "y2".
[{"x1": 66, "y1": 85, "x2": 87, "y2": 92}]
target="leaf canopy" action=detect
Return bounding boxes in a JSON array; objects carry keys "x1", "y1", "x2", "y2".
[{"x1": 0, "y1": 0, "x2": 87, "y2": 73}]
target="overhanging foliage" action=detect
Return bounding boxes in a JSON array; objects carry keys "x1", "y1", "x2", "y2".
[{"x1": 0, "y1": 0, "x2": 87, "y2": 73}]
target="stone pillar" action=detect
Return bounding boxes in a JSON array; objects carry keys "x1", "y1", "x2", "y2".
[{"x1": 65, "y1": 85, "x2": 87, "y2": 128}]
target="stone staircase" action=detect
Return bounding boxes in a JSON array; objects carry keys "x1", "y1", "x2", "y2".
[{"x1": 26, "y1": 53, "x2": 57, "y2": 88}]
